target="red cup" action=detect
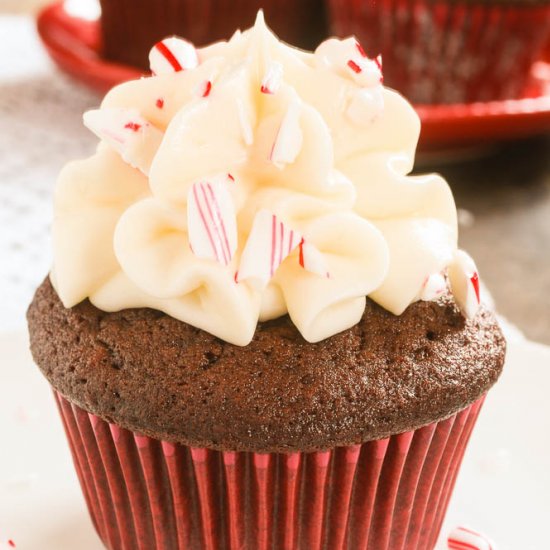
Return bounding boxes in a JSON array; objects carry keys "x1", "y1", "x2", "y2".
[{"x1": 54, "y1": 391, "x2": 484, "y2": 549}]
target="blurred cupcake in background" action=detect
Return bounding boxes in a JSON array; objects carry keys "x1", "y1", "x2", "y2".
[
  {"x1": 326, "y1": 0, "x2": 550, "y2": 104},
  {"x1": 99, "y1": 0, "x2": 328, "y2": 69}
]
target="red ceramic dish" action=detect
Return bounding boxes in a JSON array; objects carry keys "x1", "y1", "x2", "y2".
[{"x1": 37, "y1": 1, "x2": 550, "y2": 153}]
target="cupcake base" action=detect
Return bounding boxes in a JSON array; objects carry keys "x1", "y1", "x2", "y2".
[{"x1": 54, "y1": 392, "x2": 484, "y2": 549}]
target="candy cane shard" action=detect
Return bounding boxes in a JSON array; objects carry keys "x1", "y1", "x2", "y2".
[
  {"x1": 83, "y1": 108, "x2": 164, "y2": 176},
  {"x1": 149, "y1": 37, "x2": 199, "y2": 75},
  {"x1": 195, "y1": 80, "x2": 212, "y2": 98},
  {"x1": 418, "y1": 272, "x2": 447, "y2": 301},
  {"x1": 187, "y1": 176, "x2": 238, "y2": 266},
  {"x1": 236, "y1": 98, "x2": 254, "y2": 145},
  {"x1": 270, "y1": 99, "x2": 303, "y2": 169},
  {"x1": 448, "y1": 525, "x2": 496, "y2": 550},
  {"x1": 315, "y1": 37, "x2": 383, "y2": 88},
  {"x1": 448, "y1": 250, "x2": 481, "y2": 319},
  {"x1": 346, "y1": 86, "x2": 384, "y2": 124},
  {"x1": 237, "y1": 209, "x2": 329, "y2": 289},
  {"x1": 299, "y1": 239, "x2": 330, "y2": 278},
  {"x1": 260, "y1": 61, "x2": 284, "y2": 94}
]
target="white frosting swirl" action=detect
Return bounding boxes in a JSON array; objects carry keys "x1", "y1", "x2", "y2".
[{"x1": 51, "y1": 13, "x2": 458, "y2": 346}]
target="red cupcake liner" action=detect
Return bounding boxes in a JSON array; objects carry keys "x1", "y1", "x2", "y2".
[
  {"x1": 54, "y1": 392, "x2": 484, "y2": 549},
  {"x1": 98, "y1": 0, "x2": 328, "y2": 70},
  {"x1": 326, "y1": 0, "x2": 550, "y2": 104}
]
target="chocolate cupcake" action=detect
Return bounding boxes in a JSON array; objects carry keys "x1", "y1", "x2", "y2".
[
  {"x1": 326, "y1": 0, "x2": 550, "y2": 104},
  {"x1": 28, "y1": 14, "x2": 505, "y2": 549},
  {"x1": 99, "y1": 0, "x2": 328, "y2": 69}
]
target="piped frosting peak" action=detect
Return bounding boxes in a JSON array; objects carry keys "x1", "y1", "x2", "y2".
[{"x1": 51, "y1": 13, "x2": 477, "y2": 345}]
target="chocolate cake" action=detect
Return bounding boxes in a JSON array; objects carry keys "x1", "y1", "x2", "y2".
[{"x1": 28, "y1": 278, "x2": 505, "y2": 453}]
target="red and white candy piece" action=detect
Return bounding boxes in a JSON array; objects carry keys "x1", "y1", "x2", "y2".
[
  {"x1": 237, "y1": 209, "x2": 328, "y2": 289},
  {"x1": 83, "y1": 108, "x2": 164, "y2": 176},
  {"x1": 260, "y1": 61, "x2": 283, "y2": 95},
  {"x1": 270, "y1": 99, "x2": 303, "y2": 168},
  {"x1": 448, "y1": 525, "x2": 496, "y2": 550},
  {"x1": 418, "y1": 272, "x2": 447, "y2": 301},
  {"x1": 187, "y1": 175, "x2": 238, "y2": 266},
  {"x1": 237, "y1": 98, "x2": 254, "y2": 146},
  {"x1": 194, "y1": 79, "x2": 212, "y2": 98},
  {"x1": 315, "y1": 37, "x2": 383, "y2": 88},
  {"x1": 346, "y1": 86, "x2": 384, "y2": 124},
  {"x1": 298, "y1": 239, "x2": 330, "y2": 279},
  {"x1": 149, "y1": 37, "x2": 199, "y2": 75},
  {"x1": 448, "y1": 250, "x2": 481, "y2": 319}
]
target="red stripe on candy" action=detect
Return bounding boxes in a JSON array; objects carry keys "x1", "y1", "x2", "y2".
[
  {"x1": 470, "y1": 272, "x2": 480, "y2": 303},
  {"x1": 270, "y1": 214, "x2": 277, "y2": 277},
  {"x1": 156, "y1": 98, "x2": 164, "y2": 109},
  {"x1": 199, "y1": 183, "x2": 228, "y2": 265},
  {"x1": 356, "y1": 41, "x2": 367, "y2": 58},
  {"x1": 155, "y1": 41, "x2": 183, "y2": 72},
  {"x1": 298, "y1": 238, "x2": 305, "y2": 268},
  {"x1": 347, "y1": 60, "x2": 362, "y2": 74},
  {"x1": 8, "y1": 541, "x2": 16, "y2": 548},
  {"x1": 192, "y1": 185, "x2": 220, "y2": 263},
  {"x1": 458, "y1": 526, "x2": 487, "y2": 538},
  {"x1": 448, "y1": 540, "x2": 481, "y2": 550},
  {"x1": 202, "y1": 81, "x2": 212, "y2": 97},
  {"x1": 278, "y1": 221, "x2": 284, "y2": 268},
  {"x1": 206, "y1": 182, "x2": 231, "y2": 265},
  {"x1": 124, "y1": 122, "x2": 142, "y2": 132}
]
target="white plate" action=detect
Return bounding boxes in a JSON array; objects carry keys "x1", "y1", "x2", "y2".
[{"x1": 0, "y1": 330, "x2": 548, "y2": 549}]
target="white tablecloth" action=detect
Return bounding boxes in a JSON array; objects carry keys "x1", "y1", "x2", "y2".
[{"x1": 0, "y1": 15, "x2": 100, "y2": 330}]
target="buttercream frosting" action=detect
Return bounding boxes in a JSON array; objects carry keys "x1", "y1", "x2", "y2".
[{"x1": 51, "y1": 12, "x2": 474, "y2": 346}]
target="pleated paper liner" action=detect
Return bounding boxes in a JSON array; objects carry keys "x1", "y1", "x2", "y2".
[
  {"x1": 326, "y1": 0, "x2": 550, "y2": 104},
  {"x1": 54, "y1": 392, "x2": 484, "y2": 550}
]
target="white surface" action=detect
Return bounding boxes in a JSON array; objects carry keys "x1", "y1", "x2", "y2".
[
  {"x1": 0, "y1": 330, "x2": 548, "y2": 549},
  {"x1": 0, "y1": 15, "x2": 99, "y2": 333}
]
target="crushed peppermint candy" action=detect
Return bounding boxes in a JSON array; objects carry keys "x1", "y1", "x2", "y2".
[
  {"x1": 149, "y1": 37, "x2": 199, "y2": 75},
  {"x1": 237, "y1": 209, "x2": 328, "y2": 289},
  {"x1": 315, "y1": 37, "x2": 383, "y2": 88},
  {"x1": 83, "y1": 108, "x2": 164, "y2": 176},
  {"x1": 236, "y1": 98, "x2": 254, "y2": 146},
  {"x1": 261, "y1": 61, "x2": 284, "y2": 94},
  {"x1": 418, "y1": 272, "x2": 447, "y2": 301},
  {"x1": 299, "y1": 238, "x2": 330, "y2": 279},
  {"x1": 270, "y1": 99, "x2": 303, "y2": 168},
  {"x1": 448, "y1": 250, "x2": 481, "y2": 319},
  {"x1": 187, "y1": 175, "x2": 238, "y2": 266},
  {"x1": 202, "y1": 80, "x2": 212, "y2": 97},
  {"x1": 447, "y1": 525, "x2": 496, "y2": 550},
  {"x1": 347, "y1": 59, "x2": 362, "y2": 74}
]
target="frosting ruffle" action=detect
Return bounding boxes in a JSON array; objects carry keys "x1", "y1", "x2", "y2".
[{"x1": 51, "y1": 13, "x2": 460, "y2": 345}]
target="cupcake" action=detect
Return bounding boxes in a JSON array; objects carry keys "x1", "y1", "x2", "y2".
[
  {"x1": 99, "y1": 0, "x2": 328, "y2": 70},
  {"x1": 27, "y1": 13, "x2": 505, "y2": 550},
  {"x1": 326, "y1": 0, "x2": 550, "y2": 104}
]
